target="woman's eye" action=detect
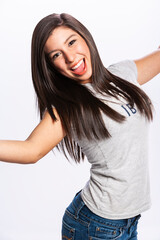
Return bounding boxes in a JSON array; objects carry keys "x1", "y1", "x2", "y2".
[
  {"x1": 68, "y1": 39, "x2": 76, "y2": 46},
  {"x1": 52, "y1": 52, "x2": 61, "y2": 60}
]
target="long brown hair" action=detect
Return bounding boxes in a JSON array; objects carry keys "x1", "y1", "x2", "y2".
[{"x1": 31, "y1": 13, "x2": 153, "y2": 162}]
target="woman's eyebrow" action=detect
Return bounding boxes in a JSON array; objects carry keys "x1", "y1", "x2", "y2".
[
  {"x1": 47, "y1": 34, "x2": 77, "y2": 56},
  {"x1": 64, "y1": 34, "x2": 76, "y2": 44}
]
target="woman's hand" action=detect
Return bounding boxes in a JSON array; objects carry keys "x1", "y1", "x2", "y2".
[
  {"x1": 134, "y1": 47, "x2": 160, "y2": 85},
  {"x1": 0, "y1": 108, "x2": 65, "y2": 164}
]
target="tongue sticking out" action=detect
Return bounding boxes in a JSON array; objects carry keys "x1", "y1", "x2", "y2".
[{"x1": 71, "y1": 59, "x2": 85, "y2": 75}]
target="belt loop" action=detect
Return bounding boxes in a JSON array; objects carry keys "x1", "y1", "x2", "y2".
[
  {"x1": 74, "y1": 191, "x2": 85, "y2": 219},
  {"x1": 128, "y1": 214, "x2": 141, "y2": 234},
  {"x1": 126, "y1": 218, "x2": 131, "y2": 229}
]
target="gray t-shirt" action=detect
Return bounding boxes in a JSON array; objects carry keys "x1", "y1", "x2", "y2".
[{"x1": 74, "y1": 60, "x2": 151, "y2": 219}]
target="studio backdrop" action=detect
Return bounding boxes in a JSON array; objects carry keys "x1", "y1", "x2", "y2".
[{"x1": 0, "y1": 0, "x2": 160, "y2": 239}]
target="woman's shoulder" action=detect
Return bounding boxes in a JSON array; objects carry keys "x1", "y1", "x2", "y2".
[{"x1": 107, "y1": 60, "x2": 139, "y2": 86}]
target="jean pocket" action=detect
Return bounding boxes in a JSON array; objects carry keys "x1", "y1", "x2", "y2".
[
  {"x1": 90, "y1": 225, "x2": 123, "y2": 240},
  {"x1": 62, "y1": 220, "x2": 75, "y2": 240}
]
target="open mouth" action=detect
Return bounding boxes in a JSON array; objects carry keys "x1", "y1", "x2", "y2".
[{"x1": 70, "y1": 58, "x2": 87, "y2": 76}]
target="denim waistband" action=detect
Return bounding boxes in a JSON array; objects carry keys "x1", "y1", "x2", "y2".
[{"x1": 67, "y1": 190, "x2": 141, "y2": 229}]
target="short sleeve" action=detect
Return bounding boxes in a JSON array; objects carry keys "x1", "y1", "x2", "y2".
[{"x1": 107, "y1": 60, "x2": 140, "y2": 87}]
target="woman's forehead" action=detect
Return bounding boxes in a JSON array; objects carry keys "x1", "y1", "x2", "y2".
[
  {"x1": 51, "y1": 26, "x2": 77, "y2": 38},
  {"x1": 45, "y1": 26, "x2": 79, "y2": 53}
]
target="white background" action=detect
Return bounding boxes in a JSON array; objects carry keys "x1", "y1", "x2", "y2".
[{"x1": 0, "y1": 0, "x2": 160, "y2": 239}]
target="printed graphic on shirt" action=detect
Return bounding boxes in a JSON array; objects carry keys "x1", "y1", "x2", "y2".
[{"x1": 121, "y1": 104, "x2": 137, "y2": 116}]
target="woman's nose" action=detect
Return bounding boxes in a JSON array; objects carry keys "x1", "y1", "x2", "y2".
[{"x1": 64, "y1": 51, "x2": 75, "y2": 63}]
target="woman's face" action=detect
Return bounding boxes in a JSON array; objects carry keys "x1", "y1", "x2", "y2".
[{"x1": 45, "y1": 26, "x2": 92, "y2": 84}]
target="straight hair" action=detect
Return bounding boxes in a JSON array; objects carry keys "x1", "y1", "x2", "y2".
[{"x1": 31, "y1": 13, "x2": 153, "y2": 162}]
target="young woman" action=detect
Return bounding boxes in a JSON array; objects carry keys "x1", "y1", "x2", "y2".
[{"x1": 0, "y1": 13, "x2": 160, "y2": 239}]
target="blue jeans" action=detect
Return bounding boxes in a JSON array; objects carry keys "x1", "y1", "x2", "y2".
[{"x1": 62, "y1": 191, "x2": 141, "y2": 240}]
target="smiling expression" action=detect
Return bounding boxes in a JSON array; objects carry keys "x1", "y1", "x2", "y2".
[{"x1": 45, "y1": 26, "x2": 92, "y2": 84}]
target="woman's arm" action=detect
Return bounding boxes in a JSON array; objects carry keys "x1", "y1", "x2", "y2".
[
  {"x1": 134, "y1": 47, "x2": 160, "y2": 85},
  {"x1": 0, "y1": 109, "x2": 65, "y2": 164}
]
